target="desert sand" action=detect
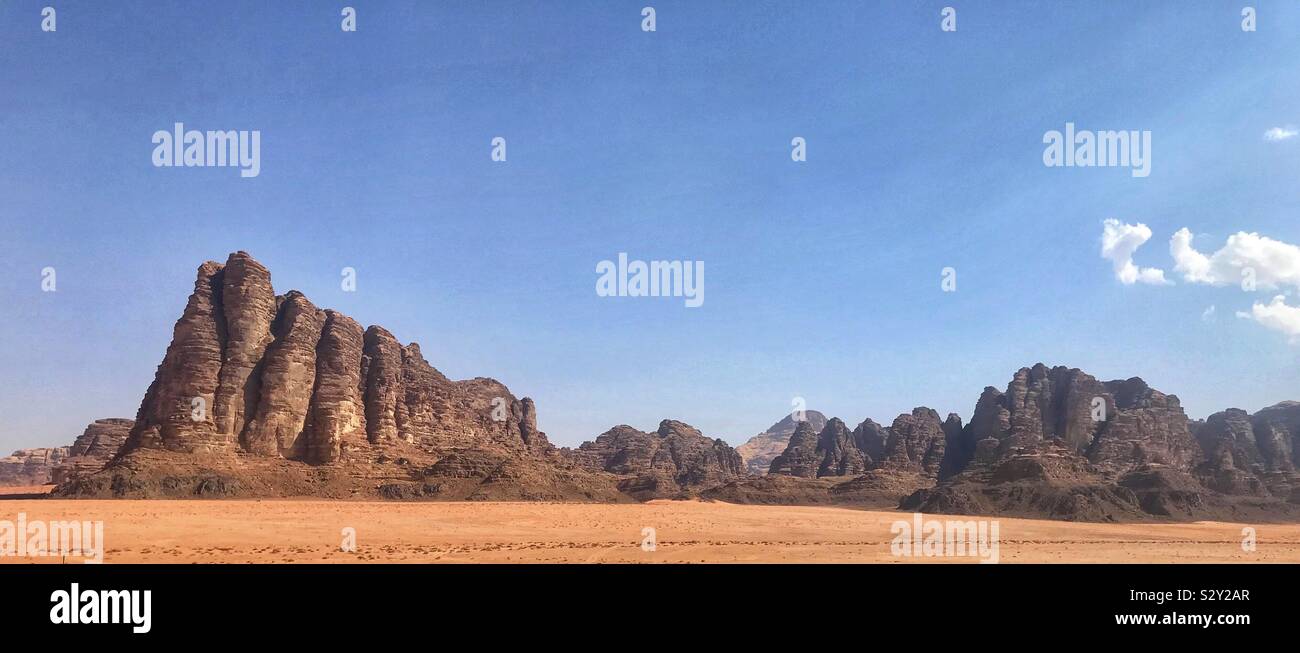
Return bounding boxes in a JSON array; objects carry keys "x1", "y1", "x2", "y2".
[{"x1": 2, "y1": 495, "x2": 1298, "y2": 563}]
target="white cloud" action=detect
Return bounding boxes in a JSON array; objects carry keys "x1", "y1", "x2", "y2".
[
  {"x1": 1237, "y1": 295, "x2": 1300, "y2": 342},
  {"x1": 1201, "y1": 305, "x2": 1216, "y2": 322},
  {"x1": 1101, "y1": 219, "x2": 1170, "y2": 285},
  {"x1": 1169, "y1": 228, "x2": 1300, "y2": 290},
  {"x1": 1264, "y1": 126, "x2": 1299, "y2": 142}
]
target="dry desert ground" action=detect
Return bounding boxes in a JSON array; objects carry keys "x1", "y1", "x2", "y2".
[{"x1": 2, "y1": 490, "x2": 1298, "y2": 563}]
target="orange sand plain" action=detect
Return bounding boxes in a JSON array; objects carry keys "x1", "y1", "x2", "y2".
[{"x1": 1, "y1": 498, "x2": 1297, "y2": 563}]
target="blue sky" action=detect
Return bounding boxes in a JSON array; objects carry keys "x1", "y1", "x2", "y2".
[{"x1": 2, "y1": 1, "x2": 1299, "y2": 451}]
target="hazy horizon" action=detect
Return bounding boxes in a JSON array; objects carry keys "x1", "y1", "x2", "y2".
[{"x1": 3, "y1": 1, "x2": 1300, "y2": 451}]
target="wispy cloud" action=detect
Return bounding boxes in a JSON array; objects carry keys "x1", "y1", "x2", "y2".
[
  {"x1": 1237, "y1": 296, "x2": 1300, "y2": 342},
  {"x1": 1101, "y1": 219, "x2": 1170, "y2": 285},
  {"x1": 1264, "y1": 126, "x2": 1298, "y2": 142}
]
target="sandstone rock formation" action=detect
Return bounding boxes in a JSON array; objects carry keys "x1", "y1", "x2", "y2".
[
  {"x1": 951, "y1": 364, "x2": 1201, "y2": 475},
  {"x1": 212, "y1": 253, "x2": 276, "y2": 444},
  {"x1": 879, "y1": 408, "x2": 947, "y2": 477},
  {"x1": 1194, "y1": 402, "x2": 1300, "y2": 501},
  {"x1": 301, "y1": 311, "x2": 367, "y2": 464},
  {"x1": 566, "y1": 419, "x2": 744, "y2": 499},
  {"x1": 241, "y1": 291, "x2": 327, "y2": 458},
  {"x1": 736, "y1": 364, "x2": 1297, "y2": 520},
  {"x1": 767, "y1": 421, "x2": 822, "y2": 478},
  {"x1": 814, "y1": 417, "x2": 868, "y2": 477},
  {"x1": 706, "y1": 412, "x2": 927, "y2": 507},
  {"x1": 51, "y1": 418, "x2": 135, "y2": 484},
  {"x1": 904, "y1": 365, "x2": 1294, "y2": 521},
  {"x1": 852, "y1": 418, "x2": 889, "y2": 462},
  {"x1": 767, "y1": 408, "x2": 944, "y2": 480},
  {"x1": 938, "y1": 413, "x2": 966, "y2": 480},
  {"x1": 736, "y1": 410, "x2": 827, "y2": 474},
  {"x1": 0, "y1": 447, "x2": 69, "y2": 486},
  {"x1": 32, "y1": 253, "x2": 1300, "y2": 521},
  {"x1": 114, "y1": 253, "x2": 551, "y2": 463},
  {"x1": 765, "y1": 416, "x2": 890, "y2": 479},
  {"x1": 58, "y1": 251, "x2": 595, "y2": 501},
  {"x1": 125, "y1": 259, "x2": 230, "y2": 454}
]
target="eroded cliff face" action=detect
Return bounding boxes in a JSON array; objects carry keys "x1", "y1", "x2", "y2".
[
  {"x1": 566, "y1": 419, "x2": 744, "y2": 499},
  {"x1": 900, "y1": 366, "x2": 1297, "y2": 522},
  {"x1": 945, "y1": 365, "x2": 1204, "y2": 478},
  {"x1": 0, "y1": 447, "x2": 70, "y2": 486},
  {"x1": 126, "y1": 260, "x2": 230, "y2": 454},
  {"x1": 814, "y1": 417, "x2": 868, "y2": 477},
  {"x1": 116, "y1": 252, "x2": 548, "y2": 466},
  {"x1": 750, "y1": 363, "x2": 1295, "y2": 521},
  {"x1": 880, "y1": 408, "x2": 947, "y2": 477},
  {"x1": 736, "y1": 410, "x2": 827, "y2": 475},
  {"x1": 767, "y1": 409, "x2": 948, "y2": 480},
  {"x1": 50, "y1": 418, "x2": 135, "y2": 485},
  {"x1": 767, "y1": 421, "x2": 822, "y2": 478},
  {"x1": 1194, "y1": 402, "x2": 1300, "y2": 501},
  {"x1": 212, "y1": 253, "x2": 277, "y2": 446},
  {"x1": 59, "y1": 252, "x2": 598, "y2": 501},
  {"x1": 34, "y1": 252, "x2": 1300, "y2": 519}
]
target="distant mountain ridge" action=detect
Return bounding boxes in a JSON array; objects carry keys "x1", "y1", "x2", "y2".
[
  {"x1": 0, "y1": 447, "x2": 69, "y2": 486},
  {"x1": 736, "y1": 410, "x2": 827, "y2": 475},
  {"x1": 18, "y1": 252, "x2": 1298, "y2": 522}
]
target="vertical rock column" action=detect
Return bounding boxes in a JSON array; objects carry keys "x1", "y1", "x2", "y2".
[
  {"x1": 768, "y1": 421, "x2": 821, "y2": 477},
  {"x1": 303, "y1": 311, "x2": 367, "y2": 463},
  {"x1": 213, "y1": 252, "x2": 277, "y2": 447},
  {"x1": 362, "y1": 326, "x2": 403, "y2": 444},
  {"x1": 241, "y1": 292, "x2": 326, "y2": 457},
  {"x1": 518, "y1": 398, "x2": 539, "y2": 447},
  {"x1": 124, "y1": 261, "x2": 229, "y2": 454}
]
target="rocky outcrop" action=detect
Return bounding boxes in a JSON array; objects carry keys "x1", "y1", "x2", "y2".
[
  {"x1": 938, "y1": 413, "x2": 966, "y2": 480},
  {"x1": 213, "y1": 252, "x2": 277, "y2": 443},
  {"x1": 879, "y1": 408, "x2": 947, "y2": 477},
  {"x1": 66, "y1": 418, "x2": 134, "y2": 461},
  {"x1": 124, "y1": 260, "x2": 229, "y2": 454},
  {"x1": 242, "y1": 292, "x2": 326, "y2": 457},
  {"x1": 0, "y1": 447, "x2": 70, "y2": 486},
  {"x1": 815, "y1": 418, "x2": 868, "y2": 477},
  {"x1": 32, "y1": 253, "x2": 1300, "y2": 522},
  {"x1": 736, "y1": 410, "x2": 827, "y2": 475},
  {"x1": 905, "y1": 366, "x2": 1295, "y2": 522},
  {"x1": 301, "y1": 311, "x2": 367, "y2": 464},
  {"x1": 1194, "y1": 402, "x2": 1300, "y2": 501},
  {"x1": 961, "y1": 364, "x2": 1105, "y2": 451},
  {"x1": 360, "y1": 326, "x2": 404, "y2": 445},
  {"x1": 761, "y1": 406, "x2": 948, "y2": 507},
  {"x1": 952, "y1": 364, "x2": 1200, "y2": 477},
  {"x1": 1086, "y1": 377, "x2": 1201, "y2": 473},
  {"x1": 706, "y1": 410, "x2": 929, "y2": 507},
  {"x1": 852, "y1": 418, "x2": 889, "y2": 462},
  {"x1": 51, "y1": 418, "x2": 135, "y2": 484},
  {"x1": 767, "y1": 421, "x2": 822, "y2": 478},
  {"x1": 1253, "y1": 402, "x2": 1300, "y2": 472},
  {"x1": 59, "y1": 252, "x2": 579, "y2": 501},
  {"x1": 110, "y1": 253, "x2": 549, "y2": 465},
  {"x1": 768, "y1": 416, "x2": 886, "y2": 478},
  {"x1": 567, "y1": 419, "x2": 744, "y2": 499}
]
